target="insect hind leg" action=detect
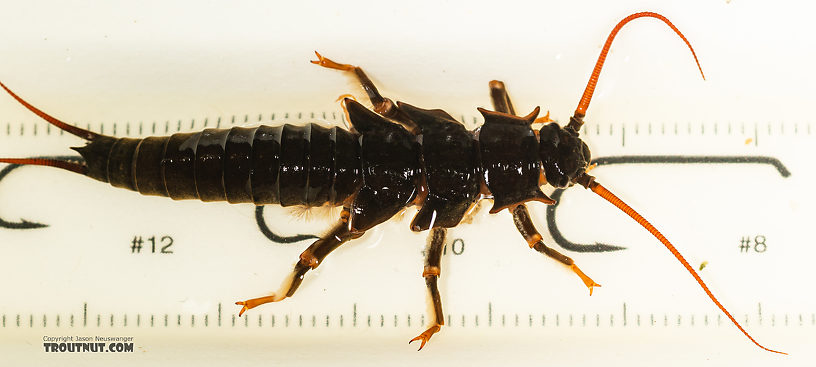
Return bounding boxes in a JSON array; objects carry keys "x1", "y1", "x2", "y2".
[
  {"x1": 311, "y1": 52, "x2": 416, "y2": 131},
  {"x1": 236, "y1": 209, "x2": 362, "y2": 315}
]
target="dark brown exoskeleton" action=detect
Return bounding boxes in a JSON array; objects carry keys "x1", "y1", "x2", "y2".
[{"x1": 0, "y1": 12, "x2": 784, "y2": 353}]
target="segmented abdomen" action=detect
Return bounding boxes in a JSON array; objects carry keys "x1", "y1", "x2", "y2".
[{"x1": 86, "y1": 124, "x2": 362, "y2": 206}]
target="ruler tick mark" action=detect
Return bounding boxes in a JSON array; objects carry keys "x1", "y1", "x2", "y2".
[
  {"x1": 621, "y1": 125, "x2": 625, "y2": 147},
  {"x1": 488, "y1": 302, "x2": 492, "y2": 327},
  {"x1": 623, "y1": 302, "x2": 627, "y2": 327}
]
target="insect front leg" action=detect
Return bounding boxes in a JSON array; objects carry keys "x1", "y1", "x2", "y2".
[
  {"x1": 488, "y1": 80, "x2": 552, "y2": 123},
  {"x1": 488, "y1": 80, "x2": 516, "y2": 115},
  {"x1": 236, "y1": 208, "x2": 363, "y2": 315},
  {"x1": 409, "y1": 227, "x2": 446, "y2": 351},
  {"x1": 511, "y1": 204, "x2": 600, "y2": 295},
  {"x1": 311, "y1": 52, "x2": 416, "y2": 131}
]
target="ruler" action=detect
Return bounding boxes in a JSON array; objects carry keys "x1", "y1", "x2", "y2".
[{"x1": 1, "y1": 2, "x2": 815, "y2": 367}]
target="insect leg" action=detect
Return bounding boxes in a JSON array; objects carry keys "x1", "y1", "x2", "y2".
[
  {"x1": 511, "y1": 204, "x2": 600, "y2": 295},
  {"x1": 235, "y1": 208, "x2": 363, "y2": 315},
  {"x1": 488, "y1": 80, "x2": 552, "y2": 123},
  {"x1": 409, "y1": 227, "x2": 446, "y2": 351},
  {"x1": 488, "y1": 80, "x2": 516, "y2": 115},
  {"x1": 311, "y1": 52, "x2": 416, "y2": 129}
]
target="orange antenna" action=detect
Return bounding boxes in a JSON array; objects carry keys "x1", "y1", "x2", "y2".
[
  {"x1": 583, "y1": 178, "x2": 785, "y2": 355},
  {"x1": 569, "y1": 12, "x2": 705, "y2": 130}
]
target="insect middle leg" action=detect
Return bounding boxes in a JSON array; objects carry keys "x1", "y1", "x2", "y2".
[
  {"x1": 511, "y1": 204, "x2": 600, "y2": 294},
  {"x1": 236, "y1": 208, "x2": 363, "y2": 315},
  {"x1": 311, "y1": 52, "x2": 416, "y2": 130},
  {"x1": 410, "y1": 227, "x2": 446, "y2": 351}
]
